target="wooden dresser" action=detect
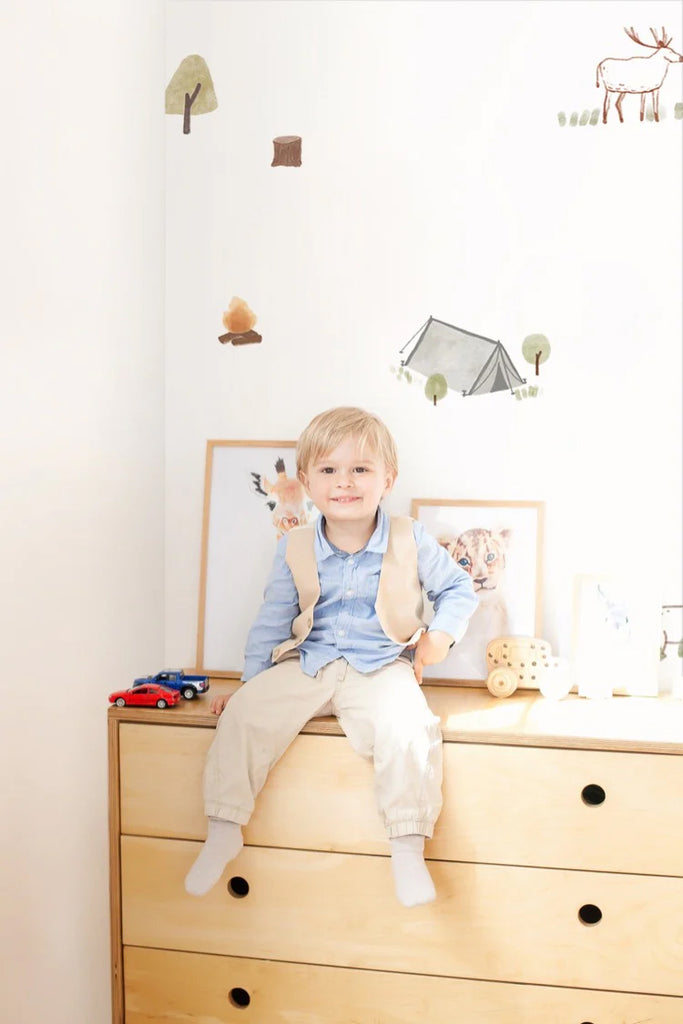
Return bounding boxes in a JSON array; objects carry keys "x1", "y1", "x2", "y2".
[{"x1": 109, "y1": 683, "x2": 683, "y2": 1023}]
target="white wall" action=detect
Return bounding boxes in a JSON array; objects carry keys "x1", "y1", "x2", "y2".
[
  {"x1": 0, "y1": 4, "x2": 165, "y2": 1023},
  {"x1": 165, "y1": 0, "x2": 682, "y2": 671}
]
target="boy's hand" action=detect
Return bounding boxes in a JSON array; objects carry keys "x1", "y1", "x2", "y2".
[
  {"x1": 210, "y1": 693, "x2": 232, "y2": 716},
  {"x1": 413, "y1": 630, "x2": 453, "y2": 685}
]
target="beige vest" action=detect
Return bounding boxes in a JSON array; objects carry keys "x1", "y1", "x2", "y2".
[{"x1": 271, "y1": 516, "x2": 426, "y2": 663}]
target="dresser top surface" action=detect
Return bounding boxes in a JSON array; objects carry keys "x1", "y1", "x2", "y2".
[{"x1": 108, "y1": 680, "x2": 683, "y2": 753}]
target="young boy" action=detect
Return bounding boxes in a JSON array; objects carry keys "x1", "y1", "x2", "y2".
[{"x1": 185, "y1": 407, "x2": 477, "y2": 906}]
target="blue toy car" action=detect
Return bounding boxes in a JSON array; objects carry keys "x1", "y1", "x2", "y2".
[{"x1": 133, "y1": 669, "x2": 210, "y2": 700}]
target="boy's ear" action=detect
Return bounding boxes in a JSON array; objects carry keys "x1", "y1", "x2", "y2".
[
  {"x1": 383, "y1": 471, "x2": 397, "y2": 496},
  {"x1": 298, "y1": 468, "x2": 310, "y2": 492}
]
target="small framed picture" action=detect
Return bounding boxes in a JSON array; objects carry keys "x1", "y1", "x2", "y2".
[
  {"x1": 196, "y1": 440, "x2": 318, "y2": 676},
  {"x1": 572, "y1": 575, "x2": 661, "y2": 697},
  {"x1": 411, "y1": 499, "x2": 544, "y2": 684}
]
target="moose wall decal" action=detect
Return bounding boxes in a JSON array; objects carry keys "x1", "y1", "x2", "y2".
[{"x1": 596, "y1": 27, "x2": 683, "y2": 124}]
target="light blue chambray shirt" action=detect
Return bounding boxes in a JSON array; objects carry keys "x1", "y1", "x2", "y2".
[{"x1": 241, "y1": 508, "x2": 478, "y2": 681}]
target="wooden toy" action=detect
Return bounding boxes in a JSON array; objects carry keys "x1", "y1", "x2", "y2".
[{"x1": 486, "y1": 636, "x2": 554, "y2": 698}]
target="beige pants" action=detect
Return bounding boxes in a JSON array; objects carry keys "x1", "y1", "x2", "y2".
[{"x1": 203, "y1": 657, "x2": 443, "y2": 838}]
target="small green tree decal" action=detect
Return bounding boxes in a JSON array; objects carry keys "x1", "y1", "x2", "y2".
[
  {"x1": 166, "y1": 55, "x2": 218, "y2": 135},
  {"x1": 522, "y1": 333, "x2": 551, "y2": 376},
  {"x1": 425, "y1": 374, "x2": 448, "y2": 406}
]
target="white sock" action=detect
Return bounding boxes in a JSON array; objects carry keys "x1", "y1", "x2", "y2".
[
  {"x1": 184, "y1": 818, "x2": 243, "y2": 896},
  {"x1": 390, "y1": 834, "x2": 436, "y2": 908}
]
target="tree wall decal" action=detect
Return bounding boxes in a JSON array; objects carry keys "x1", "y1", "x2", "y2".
[
  {"x1": 165, "y1": 55, "x2": 218, "y2": 135},
  {"x1": 522, "y1": 334, "x2": 551, "y2": 376}
]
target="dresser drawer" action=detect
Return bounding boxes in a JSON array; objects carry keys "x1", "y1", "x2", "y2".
[
  {"x1": 119, "y1": 724, "x2": 683, "y2": 874},
  {"x1": 119, "y1": 723, "x2": 385, "y2": 850},
  {"x1": 123, "y1": 946, "x2": 683, "y2": 1023},
  {"x1": 121, "y1": 836, "x2": 683, "y2": 995},
  {"x1": 438, "y1": 741, "x2": 683, "y2": 875}
]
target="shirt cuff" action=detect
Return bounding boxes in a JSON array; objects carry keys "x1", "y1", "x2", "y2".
[{"x1": 429, "y1": 615, "x2": 469, "y2": 645}]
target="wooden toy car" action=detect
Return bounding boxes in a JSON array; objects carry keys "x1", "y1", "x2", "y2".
[
  {"x1": 108, "y1": 684, "x2": 181, "y2": 709},
  {"x1": 485, "y1": 636, "x2": 553, "y2": 698}
]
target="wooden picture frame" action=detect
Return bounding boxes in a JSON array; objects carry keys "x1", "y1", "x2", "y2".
[
  {"x1": 196, "y1": 440, "x2": 317, "y2": 676},
  {"x1": 572, "y1": 574, "x2": 661, "y2": 698},
  {"x1": 410, "y1": 499, "x2": 544, "y2": 686}
]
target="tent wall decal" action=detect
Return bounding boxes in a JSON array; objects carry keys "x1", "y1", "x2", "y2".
[{"x1": 400, "y1": 317, "x2": 527, "y2": 396}]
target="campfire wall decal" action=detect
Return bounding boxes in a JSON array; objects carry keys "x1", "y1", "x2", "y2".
[{"x1": 219, "y1": 298, "x2": 262, "y2": 346}]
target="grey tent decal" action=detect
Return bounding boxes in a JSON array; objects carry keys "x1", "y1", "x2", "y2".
[{"x1": 400, "y1": 317, "x2": 527, "y2": 396}]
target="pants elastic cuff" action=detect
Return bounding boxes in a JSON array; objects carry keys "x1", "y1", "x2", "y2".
[
  {"x1": 386, "y1": 820, "x2": 435, "y2": 839},
  {"x1": 205, "y1": 803, "x2": 251, "y2": 825}
]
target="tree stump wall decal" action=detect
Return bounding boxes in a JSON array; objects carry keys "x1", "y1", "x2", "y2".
[{"x1": 271, "y1": 135, "x2": 302, "y2": 167}]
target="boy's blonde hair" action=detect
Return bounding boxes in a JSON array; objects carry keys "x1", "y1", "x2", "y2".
[{"x1": 296, "y1": 407, "x2": 398, "y2": 478}]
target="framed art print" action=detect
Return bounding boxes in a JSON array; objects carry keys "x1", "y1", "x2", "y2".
[
  {"x1": 411, "y1": 498, "x2": 544, "y2": 685},
  {"x1": 572, "y1": 574, "x2": 660, "y2": 698},
  {"x1": 196, "y1": 440, "x2": 318, "y2": 676}
]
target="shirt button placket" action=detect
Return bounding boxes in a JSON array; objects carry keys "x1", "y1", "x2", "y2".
[{"x1": 338, "y1": 554, "x2": 354, "y2": 644}]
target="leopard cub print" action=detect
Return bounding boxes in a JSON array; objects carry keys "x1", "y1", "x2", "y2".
[{"x1": 441, "y1": 527, "x2": 511, "y2": 595}]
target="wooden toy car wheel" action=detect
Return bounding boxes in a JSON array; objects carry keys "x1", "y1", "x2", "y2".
[
  {"x1": 182, "y1": 687, "x2": 196, "y2": 700},
  {"x1": 115, "y1": 697, "x2": 126, "y2": 707},
  {"x1": 487, "y1": 667, "x2": 518, "y2": 699},
  {"x1": 156, "y1": 698, "x2": 168, "y2": 709}
]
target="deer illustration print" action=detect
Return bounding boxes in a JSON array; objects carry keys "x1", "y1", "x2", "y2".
[{"x1": 596, "y1": 27, "x2": 683, "y2": 123}]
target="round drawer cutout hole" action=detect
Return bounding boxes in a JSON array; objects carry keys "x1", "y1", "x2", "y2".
[
  {"x1": 228, "y1": 987, "x2": 251, "y2": 1008},
  {"x1": 581, "y1": 784, "x2": 606, "y2": 806},
  {"x1": 578, "y1": 903, "x2": 602, "y2": 926},
  {"x1": 228, "y1": 876, "x2": 250, "y2": 898}
]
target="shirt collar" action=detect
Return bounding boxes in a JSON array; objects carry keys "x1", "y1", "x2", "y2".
[{"x1": 315, "y1": 506, "x2": 389, "y2": 561}]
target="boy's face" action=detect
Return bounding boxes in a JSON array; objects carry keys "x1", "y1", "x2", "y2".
[{"x1": 300, "y1": 437, "x2": 395, "y2": 526}]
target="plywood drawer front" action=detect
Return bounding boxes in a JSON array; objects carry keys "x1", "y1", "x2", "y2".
[
  {"x1": 119, "y1": 724, "x2": 212, "y2": 840},
  {"x1": 121, "y1": 836, "x2": 683, "y2": 995},
  {"x1": 123, "y1": 946, "x2": 683, "y2": 1024},
  {"x1": 437, "y1": 743, "x2": 683, "y2": 875},
  {"x1": 120, "y1": 724, "x2": 683, "y2": 874},
  {"x1": 119, "y1": 724, "x2": 386, "y2": 850}
]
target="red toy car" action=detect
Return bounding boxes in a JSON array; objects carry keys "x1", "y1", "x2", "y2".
[{"x1": 109, "y1": 683, "x2": 180, "y2": 709}]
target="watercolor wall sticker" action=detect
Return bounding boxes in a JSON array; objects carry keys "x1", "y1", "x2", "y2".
[
  {"x1": 559, "y1": 27, "x2": 683, "y2": 128},
  {"x1": 166, "y1": 55, "x2": 218, "y2": 134},
  {"x1": 399, "y1": 317, "x2": 527, "y2": 404},
  {"x1": 513, "y1": 335, "x2": 551, "y2": 400},
  {"x1": 218, "y1": 297, "x2": 262, "y2": 346},
  {"x1": 522, "y1": 334, "x2": 551, "y2": 377},
  {"x1": 425, "y1": 374, "x2": 448, "y2": 407},
  {"x1": 597, "y1": 27, "x2": 682, "y2": 123},
  {"x1": 250, "y1": 458, "x2": 314, "y2": 537},
  {"x1": 271, "y1": 136, "x2": 302, "y2": 167},
  {"x1": 389, "y1": 365, "x2": 416, "y2": 387}
]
